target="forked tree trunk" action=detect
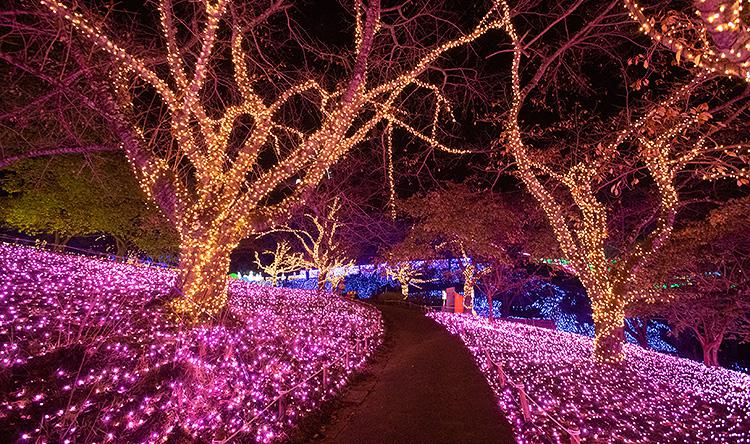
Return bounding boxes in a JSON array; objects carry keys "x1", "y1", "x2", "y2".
[
  {"x1": 700, "y1": 339, "x2": 722, "y2": 367},
  {"x1": 592, "y1": 295, "x2": 626, "y2": 363}
]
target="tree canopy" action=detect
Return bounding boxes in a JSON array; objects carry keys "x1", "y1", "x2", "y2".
[{"x1": 0, "y1": 154, "x2": 177, "y2": 257}]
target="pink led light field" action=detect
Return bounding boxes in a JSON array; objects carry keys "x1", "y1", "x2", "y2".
[
  {"x1": 0, "y1": 244, "x2": 383, "y2": 443},
  {"x1": 428, "y1": 312, "x2": 750, "y2": 444}
]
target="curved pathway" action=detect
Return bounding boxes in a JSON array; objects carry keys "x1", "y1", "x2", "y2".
[{"x1": 314, "y1": 303, "x2": 514, "y2": 444}]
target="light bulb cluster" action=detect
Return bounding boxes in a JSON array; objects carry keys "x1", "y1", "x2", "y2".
[
  {"x1": 0, "y1": 243, "x2": 383, "y2": 443},
  {"x1": 429, "y1": 312, "x2": 750, "y2": 443},
  {"x1": 624, "y1": 0, "x2": 750, "y2": 80}
]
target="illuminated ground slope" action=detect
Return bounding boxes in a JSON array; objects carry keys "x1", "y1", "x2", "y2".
[
  {"x1": 0, "y1": 244, "x2": 383, "y2": 443},
  {"x1": 428, "y1": 312, "x2": 750, "y2": 444}
]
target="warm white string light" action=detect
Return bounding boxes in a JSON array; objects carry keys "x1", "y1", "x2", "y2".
[
  {"x1": 493, "y1": 0, "x2": 748, "y2": 363},
  {"x1": 41, "y1": 0, "x2": 507, "y2": 317}
]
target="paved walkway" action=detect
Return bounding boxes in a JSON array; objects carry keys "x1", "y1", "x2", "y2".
[{"x1": 315, "y1": 304, "x2": 514, "y2": 444}]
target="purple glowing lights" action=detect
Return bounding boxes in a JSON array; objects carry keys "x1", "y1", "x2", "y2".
[
  {"x1": 428, "y1": 312, "x2": 750, "y2": 443},
  {"x1": 0, "y1": 244, "x2": 383, "y2": 443}
]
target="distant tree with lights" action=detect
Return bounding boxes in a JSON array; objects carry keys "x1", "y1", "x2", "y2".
[
  {"x1": 253, "y1": 240, "x2": 307, "y2": 287},
  {"x1": 394, "y1": 182, "x2": 523, "y2": 312},
  {"x1": 270, "y1": 197, "x2": 355, "y2": 291},
  {"x1": 492, "y1": 0, "x2": 750, "y2": 363},
  {"x1": 381, "y1": 260, "x2": 434, "y2": 300},
  {"x1": 38, "y1": 0, "x2": 509, "y2": 317},
  {"x1": 377, "y1": 225, "x2": 436, "y2": 299}
]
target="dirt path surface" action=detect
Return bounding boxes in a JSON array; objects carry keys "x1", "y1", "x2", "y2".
[{"x1": 314, "y1": 303, "x2": 515, "y2": 444}]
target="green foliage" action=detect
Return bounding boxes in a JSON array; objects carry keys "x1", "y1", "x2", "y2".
[{"x1": 0, "y1": 154, "x2": 177, "y2": 257}]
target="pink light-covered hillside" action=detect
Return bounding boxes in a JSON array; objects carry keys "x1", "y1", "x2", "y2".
[{"x1": 0, "y1": 244, "x2": 382, "y2": 443}]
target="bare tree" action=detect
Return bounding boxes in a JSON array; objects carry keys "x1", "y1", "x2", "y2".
[
  {"x1": 476, "y1": 262, "x2": 536, "y2": 319},
  {"x1": 663, "y1": 292, "x2": 749, "y2": 366}
]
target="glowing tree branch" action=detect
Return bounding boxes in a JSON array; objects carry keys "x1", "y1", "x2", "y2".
[
  {"x1": 270, "y1": 198, "x2": 354, "y2": 291},
  {"x1": 493, "y1": 0, "x2": 749, "y2": 363},
  {"x1": 624, "y1": 0, "x2": 750, "y2": 81},
  {"x1": 40, "y1": 0, "x2": 506, "y2": 317},
  {"x1": 383, "y1": 261, "x2": 434, "y2": 300},
  {"x1": 253, "y1": 240, "x2": 307, "y2": 286}
]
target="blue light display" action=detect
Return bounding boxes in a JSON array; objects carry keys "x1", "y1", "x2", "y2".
[
  {"x1": 473, "y1": 295, "x2": 503, "y2": 318},
  {"x1": 343, "y1": 271, "x2": 393, "y2": 299}
]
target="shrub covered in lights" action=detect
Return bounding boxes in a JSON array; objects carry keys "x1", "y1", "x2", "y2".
[
  {"x1": 341, "y1": 271, "x2": 393, "y2": 299},
  {"x1": 0, "y1": 244, "x2": 383, "y2": 443},
  {"x1": 428, "y1": 312, "x2": 750, "y2": 443},
  {"x1": 522, "y1": 282, "x2": 677, "y2": 354},
  {"x1": 473, "y1": 295, "x2": 503, "y2": 319}
]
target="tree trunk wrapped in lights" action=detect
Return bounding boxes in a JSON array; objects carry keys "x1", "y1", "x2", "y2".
[
  {"x1": 460, "y1": 257, "x2": 492, "y2": 314},
  {"x1": 177, "y1": 232, "x2": 237, "y2": 312},
  {"x1": 492, "y1": 0, "x2": 750, "y2": 363},
  {"x1": 41, "y1": 0, "x2": 508, "y2": 317}
]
